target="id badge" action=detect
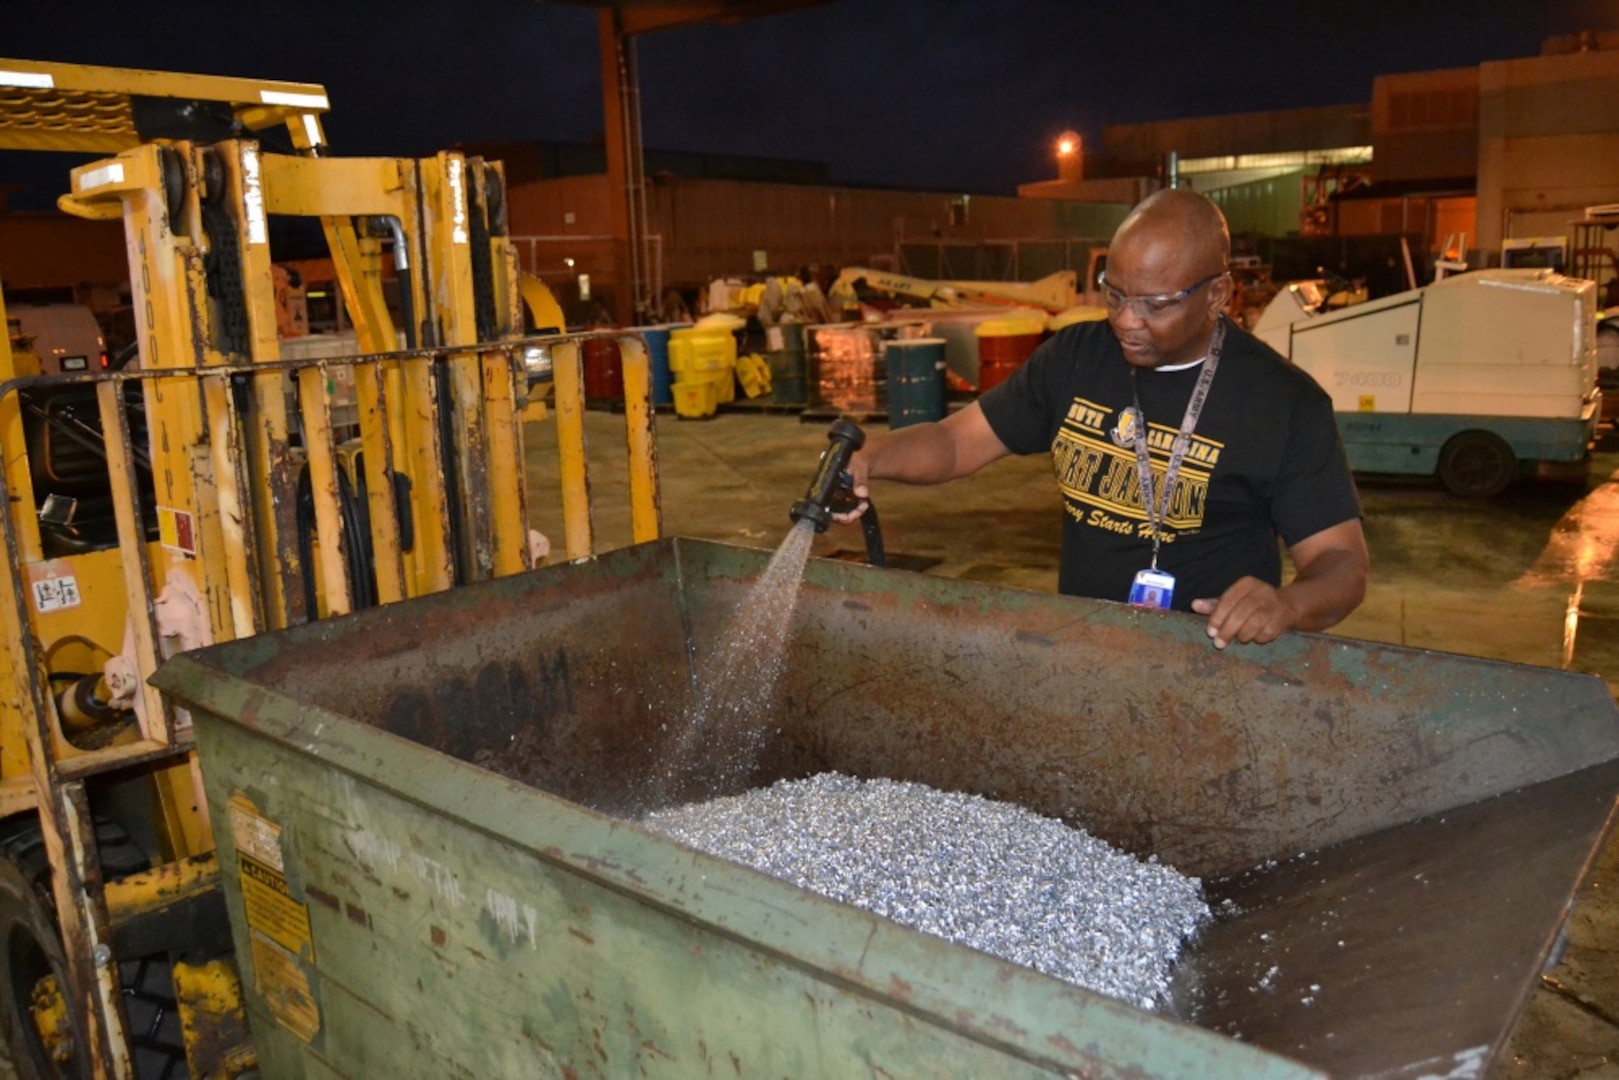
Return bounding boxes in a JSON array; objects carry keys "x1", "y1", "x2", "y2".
[{"x1": 1128, "y1": 568, "x2": 1176, "y2": 610}]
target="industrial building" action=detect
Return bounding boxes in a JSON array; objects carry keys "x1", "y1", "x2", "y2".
[
  {"x1": 1075, "y1": 29, "x2": 1619, "y2": 285},
  {"x1": 2, "y1": 12, "x2": 1619, "y2": 1077},
  {"x1": 4, "y1": 30, "x2": 1617, "y2": 328},
  {"x1": 468, "y1": 27, "x2": 1619, "y2": 324}
]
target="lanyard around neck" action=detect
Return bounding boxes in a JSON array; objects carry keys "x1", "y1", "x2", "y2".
[{"x1": 1129, "y1": 320, "x2": 1226, "y2": 570}]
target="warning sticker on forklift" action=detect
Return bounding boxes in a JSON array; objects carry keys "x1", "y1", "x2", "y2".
[
  {"x1": 239, "y1": 853, "x2": 315, "y2": 961},
  {"x1": 157, "y1": 506, "x2": 196, "y2": 557},
  {"x1": 27, "y1": 561, "x2": 82, "y2": 613}
]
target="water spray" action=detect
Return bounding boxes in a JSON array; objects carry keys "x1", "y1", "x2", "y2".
[{"x1": 790, "y1": 419, "x2": 886, "y2": 567}]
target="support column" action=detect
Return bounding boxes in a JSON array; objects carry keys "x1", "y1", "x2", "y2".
[{"x1": 598, "y1": 9, "x2": 649, "y2": 327}]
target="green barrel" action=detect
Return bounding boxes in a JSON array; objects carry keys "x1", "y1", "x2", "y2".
[
  {"x1": 885, "y1": 337, "x2": 947, "y2": 429},
  {"x1": 767, "y1": 322, "x2": 807, "y2": 406}
]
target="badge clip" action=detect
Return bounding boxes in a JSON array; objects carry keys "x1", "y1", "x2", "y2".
[{"x1": 1129, "y1": 568, "x2": 1176, "y2": 610}]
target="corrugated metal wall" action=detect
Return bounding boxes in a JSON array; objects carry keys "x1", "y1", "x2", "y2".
[
  {"x1": 506, "y1": 175, "x2": 1127, "y2": 288},
  {"x1": 0, "y1": 214, "x2": 127, "y2": 289},
  {"x1": 1208, "y1": 173, "x2": 1306, "y2": 239},
  {"x1": 505, "y1": 175, "x2": 614, "y2": 243}
]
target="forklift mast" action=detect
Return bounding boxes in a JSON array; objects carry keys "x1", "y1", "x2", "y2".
[{"x1": 0, "y1": 58, "x2": 659, "y2": 1078}]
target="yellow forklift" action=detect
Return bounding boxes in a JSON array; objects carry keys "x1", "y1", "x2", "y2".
[{"x1": 0, "y1": 59, "x2": 659, "y2": 1077}]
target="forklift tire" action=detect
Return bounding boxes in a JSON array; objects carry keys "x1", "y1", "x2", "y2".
[
  {"x1": 0, "y1": 819, "x2": 187, "y2": 1079},
  {"x1": 1438, "y1": 430, "x2": 1517, "y2": 499},
  {"x1": 0, "y1": 840, "x2": 79, "y2": 1078}
]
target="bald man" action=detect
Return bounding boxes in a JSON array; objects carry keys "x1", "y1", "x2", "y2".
[{"x1": 841, "y1": 189, "x2": 1367, "y2": 648}]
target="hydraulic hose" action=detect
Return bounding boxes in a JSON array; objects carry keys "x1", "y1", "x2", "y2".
[{"x1": 380, "y1": 216, "x2": 416, "y2": 350}]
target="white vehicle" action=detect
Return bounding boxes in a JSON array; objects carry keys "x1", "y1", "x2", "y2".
[
  {"x1": 8, "y1": 302, "x2": 107, "y2": 374},
  {"x1": 1253, "y1": 269, "x2": 1601, "y2": 498}
]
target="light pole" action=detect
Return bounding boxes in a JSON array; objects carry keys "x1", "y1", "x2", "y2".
[{"x1": 1056, "y1": 130, "x2": 1083, "y2": 182}]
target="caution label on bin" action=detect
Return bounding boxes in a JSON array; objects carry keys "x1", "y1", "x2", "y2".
[
  {"x1": 240, "y1": 853, "x2": 314, "y2": 959},
  {"x1": 238, "y1": 847, "x2": 323, "y2": 1044},
  {"x1": 229, "y1": 795, "x2": 285, "y2": 872},
  {"x1": 249, "y1": 932, "x2": 321, "y2": 1044}
]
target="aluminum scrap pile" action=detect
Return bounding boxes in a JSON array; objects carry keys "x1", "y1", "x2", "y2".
[{"x1": 642, "y1": 772, "x2": 1208, "y2": 1009}]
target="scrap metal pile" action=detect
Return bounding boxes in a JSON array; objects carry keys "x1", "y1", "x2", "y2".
[{"x1": 643, "y1": 772, "x2": 1209, "y2": 1008}]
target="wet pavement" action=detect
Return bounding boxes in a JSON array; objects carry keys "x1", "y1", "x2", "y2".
[{"x1": 528, "y1": 406, "x2": 1619, "y2": 1078}]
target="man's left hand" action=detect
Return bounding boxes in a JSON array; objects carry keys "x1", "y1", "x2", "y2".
[
  {"x1": 1191, "y1": 578, "x2": 1298, "y2": 649},
  {"x1": 1189, "y1": 520, "x2": 1369, "y2": 649}
]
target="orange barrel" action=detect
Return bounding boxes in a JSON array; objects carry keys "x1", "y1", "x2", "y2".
[
  {"x1": 973, "y1": 315, "x2": 1047, "y2": 393},
  {"x1": 884, "y1": 338, "x2": 947, "y2": 429},
  {"x1": 582, "y1": 336, "x2": 624, "y2": 401}
]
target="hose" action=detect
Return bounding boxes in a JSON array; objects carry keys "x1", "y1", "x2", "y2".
[
  {"x1": 379, "y1": 216, "x2": 416, "y2": 350},
  {"x1": 295, "y1": 461, "x2": 378, "y2": 615},
  {"x1": 295, "y1": 465, "x2": 317, "y2": 617},
  {"x1": 380, "y1": 212, "x2": 464, "y2": 583},
  {"x1": 337, "y1": 463, "x2": 376, "y2": 610},
  {"x1": 858, "y1": 502, "x2": 886, "y2": 568}
]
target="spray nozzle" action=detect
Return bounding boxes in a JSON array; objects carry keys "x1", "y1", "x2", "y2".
[{"x1": 790, "y1": 419, "x2": 866, "y2": 533}]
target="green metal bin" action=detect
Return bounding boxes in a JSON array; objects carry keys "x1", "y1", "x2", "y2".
[{"x1": 152, "y1": 537, "x2": 1619, "y2": 1079}]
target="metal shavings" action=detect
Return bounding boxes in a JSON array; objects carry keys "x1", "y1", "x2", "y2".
[{"x1": 642, "y1": 772, "x2": 1208, "y2": 1009}]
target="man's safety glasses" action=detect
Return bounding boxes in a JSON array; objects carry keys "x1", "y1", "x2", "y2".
[{"x1": 1098, "y1": 271, "x2": 1225, "y2": 319}]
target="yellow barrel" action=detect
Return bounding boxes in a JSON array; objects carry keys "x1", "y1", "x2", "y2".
[
  {"x1": 672, "y1": 378, "x2": 721, "y2": 419},
  {"x1": 669, "y1": 322, "x2": 739, "y2": 406}
]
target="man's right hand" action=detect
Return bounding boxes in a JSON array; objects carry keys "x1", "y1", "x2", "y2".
[
  {"x1": 824, "y1": 403, "x2": 1011, "y2": 526},
  {"x1": 830, "y1": 451, "x2": 872, "y2": 524}
]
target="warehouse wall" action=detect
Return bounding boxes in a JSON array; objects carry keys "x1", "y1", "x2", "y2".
[
  {"x1": 504, "y1": 174, "x2": 613, "y2": 238},
  {"x1": 504, "y1": 174, "x2": 1128, "y2": 291},
  {"x1": 1475, "y1": 47, "x2": 1619, "y2": 252},
  {"x1": 504, "y1": 175, "x2": 619, "y2": 309},
  {"x1": 1101, "y1": 104, "x2": 1371, "y2": 177},
  {"x1": 1208, "y1": 172, "x2": 1306, "y2": 239},
  {"x1": 1370, "y1": 67, "x2": 1479, "y2": 184},
  {"x1": 0, "y1": 213, "x2": 126, "y2": 290}
]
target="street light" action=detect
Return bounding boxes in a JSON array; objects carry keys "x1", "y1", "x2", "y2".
[{"x1": 1055, "y1": 130, "x2": 1083, "y2": 182}]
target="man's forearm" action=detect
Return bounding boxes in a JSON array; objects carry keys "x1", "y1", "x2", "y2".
[
  {"x1": 1281, "y1": 548, "x2": 1368, "y2": 632},
  {"x1": 864, "y1": 423, "x2": 969, "y2": 485},
  {"x1": 849, "y1": 404, "x2": 1011, "y2": 493}
]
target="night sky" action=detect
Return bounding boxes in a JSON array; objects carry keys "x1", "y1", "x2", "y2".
[{"x1": 4, "y1": 0, "x2": 1617, "y2": 207}]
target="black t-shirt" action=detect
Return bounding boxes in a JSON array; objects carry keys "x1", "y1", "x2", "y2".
[{"x1": 978, "y1": 318, "x2": 1361, "y2": 608}]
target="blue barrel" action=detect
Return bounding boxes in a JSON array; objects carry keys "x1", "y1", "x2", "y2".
[
  {"x1": 885, "y1": 337, "x2": 947, "y2": 429},
  {"x1": 637, "y1": 324, "x2": 680, "y2": 407}
]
